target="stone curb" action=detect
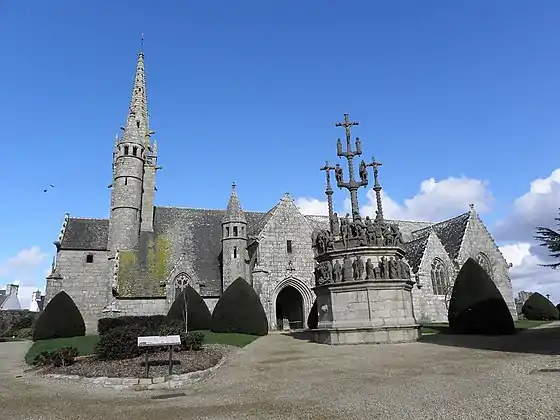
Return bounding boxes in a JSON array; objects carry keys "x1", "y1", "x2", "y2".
[{"x1": 41, "y1": 355, "x2": 229, "y2": 391}]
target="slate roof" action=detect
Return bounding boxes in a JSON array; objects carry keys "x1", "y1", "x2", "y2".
[
  {"x1": 59, "y1": 218, "x2": 109, "y2": 251},
  {"x1": 411, "y1": 212, "x2": 471, "y2": 261},
  {"x1": 0, "y1": 294, "x2": 7, "y2": 309},
  {"x1": 402, "y1": 236, "x2": 429, "y2": 273}
]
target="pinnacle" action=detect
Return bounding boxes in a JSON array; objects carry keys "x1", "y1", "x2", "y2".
[
  {"x1": 223, "y1": 183, "x2": 246, "y2": 224},
  {"x1": 120, "y1": 50, "x2": 150, "y2": 145}
]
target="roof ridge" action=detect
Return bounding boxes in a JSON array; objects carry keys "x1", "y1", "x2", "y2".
[{"x1": 155, "y1": 205, "x2": 265, "y2": 213}]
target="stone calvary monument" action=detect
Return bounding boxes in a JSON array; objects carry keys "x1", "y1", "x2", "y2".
[{"x1": 311, "y1": 114, "x2": 420, "y2": 345}]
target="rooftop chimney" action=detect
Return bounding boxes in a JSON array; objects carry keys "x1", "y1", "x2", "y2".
[{"x1": 6, "y1": 284, "x2": 19, "y2": 296}]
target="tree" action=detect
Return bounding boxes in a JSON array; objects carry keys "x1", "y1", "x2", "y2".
[
  {"x1": 307, "y1": 298, "x2": 318, "y2": 329},
  {"x1": 448, "y1": 258, "x2": 515, "y2": 335},
  {"x1": 534, "y1": 211, "x2": 560, "y2": 269},
  {"x1": 210, "y1": 277, "x2": 268, "y2": 336},
  {"x1": 167, "y1": 285, "x2": 211, "y2": 331},
  {"x1": 33, "y1": 291, "x2": 86, "y2": 341}
]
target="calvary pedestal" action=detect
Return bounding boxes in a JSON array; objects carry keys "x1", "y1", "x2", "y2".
[{"x1": 311, "y1": 113, "x2": 420, "y2": 345}]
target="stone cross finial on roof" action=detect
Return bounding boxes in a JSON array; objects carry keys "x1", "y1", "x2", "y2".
[{"x1": 469, "y1": 203, "x2": 475, "y2": 210}]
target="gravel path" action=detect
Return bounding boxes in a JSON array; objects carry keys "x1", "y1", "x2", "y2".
[{"x1": 2, "y1": 330, "x2": 560, "y2": 419}]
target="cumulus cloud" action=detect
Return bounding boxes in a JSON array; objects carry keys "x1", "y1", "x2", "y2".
[
  {"x1": 0, "y1": 246, "x2": 49, "y2": 309},
  {"x1": 296, "y1": 176, "x2": 493, "y2": 222}
]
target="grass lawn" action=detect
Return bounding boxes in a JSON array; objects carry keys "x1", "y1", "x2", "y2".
[
  {"x1": 25, "y1": 330, "x2": 259, "y2": 364},
  {"x1": 420, "y1": 320, "x2": 553, "y2": 335},
  {"x1": 25, "y1": 335, "x2": 100, "y2": 364}
]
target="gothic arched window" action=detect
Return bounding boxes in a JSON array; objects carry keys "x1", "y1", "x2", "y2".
[
  {"x1": 174, "y1": 272, "x2": 191, "y2": 298},
  {"x1": 431, "y1": 259, "x2": 449, "y2": 296},
  {"x1": 476, "y1": 252, "x2": 492, "y2": 275}
]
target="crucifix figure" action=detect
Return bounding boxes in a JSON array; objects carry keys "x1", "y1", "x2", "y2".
[
  {"x1": 335, "y1": 114, "x2": 368, "y2": 220},
  {"x1": 366, "y1": 156, "x2": 384, "y2": 221},
  {"x1": 320, "y1": 160, "x2": 336, "y2": 233},
  {"x1": 287, "y1": 260, "x2": 296, "y2": 274}
]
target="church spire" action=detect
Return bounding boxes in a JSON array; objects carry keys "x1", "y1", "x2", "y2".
[
  {"x1": 223, "y1": 182, "x2": 247, "y2": 223},
  {"x1": 120, "y1": 41, "x2": 150, "y2": 146}
]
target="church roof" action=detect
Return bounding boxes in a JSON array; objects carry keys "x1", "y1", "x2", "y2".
[
  {"x1": 59, "y1": 218, "x2": 109, "y2": 250},
  {"x1": 402, "y1": 236, "x2": 429, "y2": 273}
]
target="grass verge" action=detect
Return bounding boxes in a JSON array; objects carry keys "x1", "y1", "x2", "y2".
[
  {"x1": 420, "y1": 320, "x2": 553, "y2": 335},
  {"x1": 25, "y1": 330, "x2": 259, "y2": 364}
]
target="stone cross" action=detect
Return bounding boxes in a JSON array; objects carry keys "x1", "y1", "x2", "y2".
[
  {"x1": 320, "y1": 160, "x2": 336, "y2": 233},
  {"x1": 366, "y1": 157, "x2": 384, "y2": 221},
  {"x1": 335, "y1": 114, "x2": 367, "y2": 220},
  {"x1": 287, "y1": 260, "x2": 296, "y2": 274}
]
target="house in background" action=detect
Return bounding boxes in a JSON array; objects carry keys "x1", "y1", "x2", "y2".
[
  {"x1": 29, "y1": 290, "x2": 45, "y2": 312},
  {"x1": 0, "y1": 284, "x2": 21, "y2": 310}
]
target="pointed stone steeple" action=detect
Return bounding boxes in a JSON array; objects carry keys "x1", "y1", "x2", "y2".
[
  {"x1": 223, "y1": 182, "x2": 247, "y2": 224},
  {"x1": 120, "y1": 49, "x2": 151, "y2": 146}
]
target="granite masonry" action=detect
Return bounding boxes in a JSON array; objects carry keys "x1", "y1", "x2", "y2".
[{"x1": 44, "y1": 49, "x2": 517, "y2": 334}]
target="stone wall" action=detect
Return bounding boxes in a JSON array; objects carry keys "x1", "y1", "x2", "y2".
[
  {"x1": 458, "y1": 214, "x2": 517, "y2": 319},
  {"x1": 116, "y1": 298, "x2": 168, "y2": 316},
  {"x1": 46, "y1": 250, "x2": 112, "y2": 334},
  {"x1": 255, "y1": 195, "x2": 316, "y2": 330},
  {"x1": 203, "y1": 297, "x2": 219, "y2": 313}
]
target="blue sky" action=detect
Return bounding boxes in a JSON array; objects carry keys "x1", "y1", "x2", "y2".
[{"x1": 2, "y1": 1, "x2": 560, "y2": 304}]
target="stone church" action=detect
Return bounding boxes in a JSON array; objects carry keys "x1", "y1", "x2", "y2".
[{"x1": 44, "y1": 50, "x2": 517, "y2": 334}]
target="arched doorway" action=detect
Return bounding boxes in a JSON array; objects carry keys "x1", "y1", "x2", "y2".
[{"x1": 275, "y1": 285, "x2": 304, "y2": 330}]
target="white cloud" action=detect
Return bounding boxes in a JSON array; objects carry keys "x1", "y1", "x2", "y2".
[
  {"x1": 294, "y1": 197, "x2": 329, "y2": 216},
  {"x1": 0, "y1": 246, "x2": 49, "y2": 294},
  {"x1": 296, "y1": 176, "x2": 493, "y2": 222}
]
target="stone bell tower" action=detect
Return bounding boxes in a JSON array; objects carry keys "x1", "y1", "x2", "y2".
[{"x1": 310, "y1": 113, "x2": 419, "y2": 345}]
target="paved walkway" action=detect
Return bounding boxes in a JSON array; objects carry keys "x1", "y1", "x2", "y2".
[{"x1": 2, "y1": 330, "x2": 560, "y2": 419}]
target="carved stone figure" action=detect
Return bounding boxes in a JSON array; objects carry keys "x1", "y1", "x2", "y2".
[
  {"x1": 353, "y1": 255, "x2": 365, "y2": 281},
  {"x1": 397, "y1": 257, "x2": 411, "y2": 279},
  {"x1": 381, "y1": 256, "x2": 390, "y2": 279},
  {"x1": 333, "y1": 260, "x2": 342, "y2": 283},
  {"x1": 335, "y1": 164, "x2": 343, "y2": 184},
  {"x1": 391, "y1": 224, "x2": 404, "y2": 247},
  {"x1": 373, "y1": 264, "x2": 381, "y2": 279},
  {"x1": 342, "y1": 255, "x2": 353, "y2": 282},
  {"x1": 341, "y1": 213, "x2": 351, "y2": 246},
  {"x1": 332, "y1": 212, "x2": 340, "y2": 236},
  {"x1": 365, "y1": 258, "x2": 375, "y2": 280},
  {"x1": 315, "y1": 261, "x2": 333, "y2": 286},
  {"x1": 359, "y1": 159, "x2": 368, "y2": 183},
  {"x1": 381, "y1": 223, "x2": 392, "y2": 246},
  {"x1": 373, "y1": 222, "x2": 384, "y2": 246},
  {"x1": 313, "y1": 229, "x2": 335, "y2": 255},
  {"x1": 365, "y1": 216, "x2": 375, "y2": 245},
  {"x1": 389, "y1": 257, "x2": 399, "y2": 279}
]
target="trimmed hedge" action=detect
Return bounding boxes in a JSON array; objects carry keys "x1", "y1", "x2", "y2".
[
  {"x1": 33, "y1": 292, "x2": 85, "y2": 341},
  {"x1": 448, "y1": 258, "x2": 515, "y2": 335},
  {"x1": 167, "y1": 285, "x2": 211, "y2": 331},
  {"x1": 307, "y1": 299, "x2": 318, "y2": 329},
  {"x1": 0, "y1": 310, "x2": 39, "y2": 337},
  {"x1": 97, "y1": 315, "x2": 167, "y2": 336},
  {"x1": 522, "y1": 293, "x2": 559, "y2": 321},
  {"x1": 210, "y1": 277, "x2": 268, "y2": 336}
]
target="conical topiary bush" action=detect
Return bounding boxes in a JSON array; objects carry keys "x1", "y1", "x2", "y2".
[
  {"x1": 167, "y1": 285, "x2": 212, "y2": 330},
  {"x1": 210, "y1": 277, "x2": 268, "y2": 336},
  {"x1": 33, "y1": 291, "x2": 86, "y2": 341},
  {"x1": 307, "y1": 298, "x2": 318, "y2": 329},
  {"x1": 522, "y1": 292, "x2": 559, "y2": 321},
  {"x1": 448, "y1": 258, "x2": 515, "y2": 335}
]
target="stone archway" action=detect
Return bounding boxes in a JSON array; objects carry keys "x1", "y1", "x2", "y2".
[
  {"x1": 275, "y1": 285, "x2": 304, "y2": 330},
  {"x1": 272, "y1": 276, "x2": 315, "y2": 331}
]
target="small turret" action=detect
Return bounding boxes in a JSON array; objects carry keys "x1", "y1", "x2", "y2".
[
  {"x1": 221, "y1": 183, "x2": 248, "y2": 291},
  {"x1": 108, "y1": 48, "x2": 151, "y2": 253}
]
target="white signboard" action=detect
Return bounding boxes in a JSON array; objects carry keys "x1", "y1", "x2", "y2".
[{"x1": 137, "y1": 335, "x2": 181, "y2": 347}]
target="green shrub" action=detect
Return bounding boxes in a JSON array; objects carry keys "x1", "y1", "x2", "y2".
[
  {"x1": 15, "y1": 327, "x2": 33, "y2": 339},
  {"x1": 180, "y1": 331, "x2": 205, "y2": 351},
  {"x1": 33, "y1": 292, "x2": 85, "y2": 341},
  {"x1": 97, "y1": 315, "x2": 167, "y2": 336},
  {"x1": 95, "y1": 326, "x2": 149, "y2": 360},
  {"x1": 522, "y1": 293, "x2": 559, "y2": 321},
  {"x1": 448, "y1": 258, "x2": 515, "y2": 335},
  {"x1": 167, "y1": 286, "x2": 211, "y2": 331},
  {"x1": 556, "y1": 303, "x2": 560, "y2": 314},
  {"x1": 210, "y1": 277, "x2": 268, "y2": 336},
  {"x1": 159, "y1": 320, "x2": 184, "y2": 336},
  {"x1": 1, "y1": 310, "x2": 39, "y2": 337},
  {"x1": 33, "y1": 347, "x2": 79, "y2": 367},
  {"x1": 307, "y1": 299, "x2": 318, "y2": 329}
]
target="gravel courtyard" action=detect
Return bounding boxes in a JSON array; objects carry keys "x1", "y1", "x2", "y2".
[{"x1": 2, "y1": 328, "x2": 560, "y2": 420}]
